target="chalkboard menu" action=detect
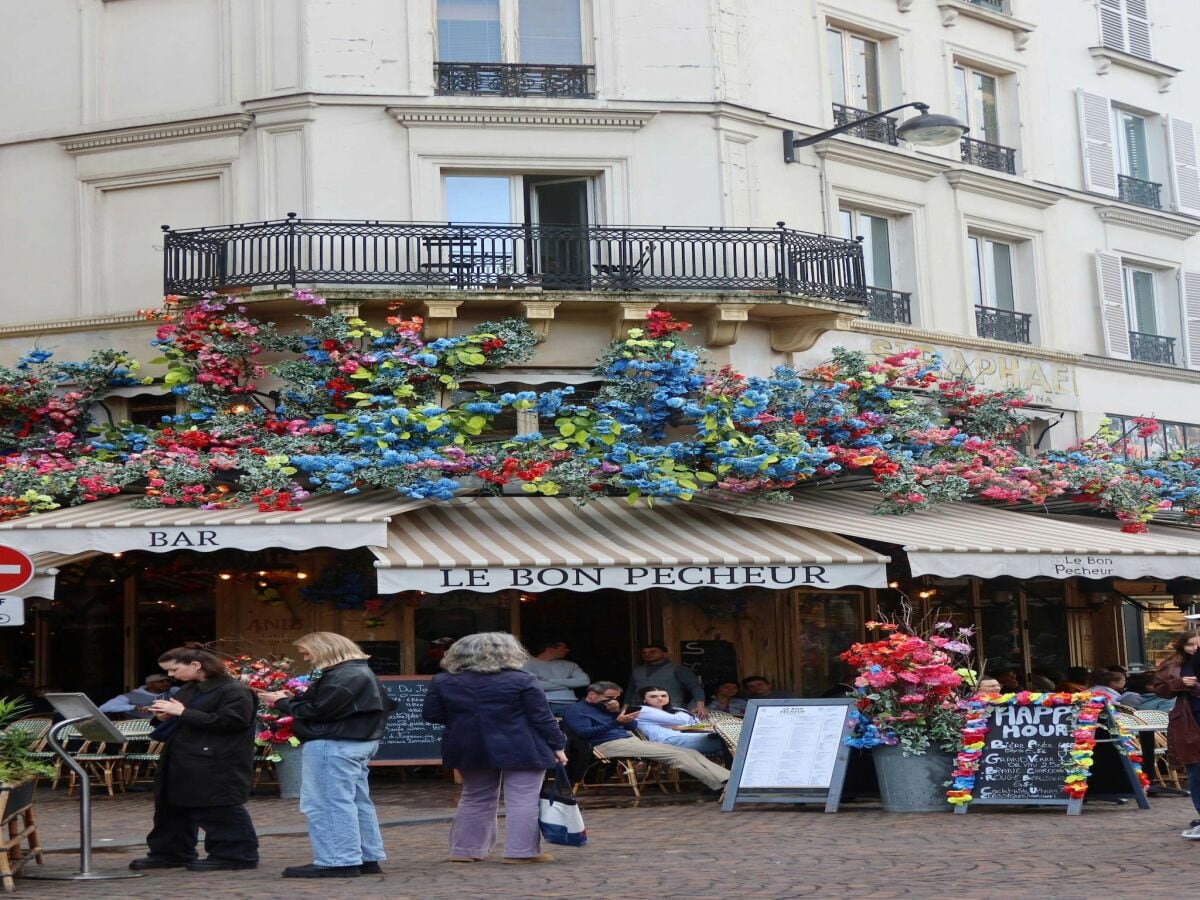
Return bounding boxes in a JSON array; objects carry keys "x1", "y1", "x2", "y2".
[
  {"x1": 680, "y1": 640, "x2": 739, "y2": 695},
  {"x1": 360, "y1": 641, "x2": 403, "y2": 676},
  {"x1": 722, "y1": 699, "x2": 854, "y2": 813},
  {"x1": 370, "y1": 676, "x2": 444, "y2": 766},
  {"x1": 971, "y1": 704, "x2": 1077, "y2": 807}
]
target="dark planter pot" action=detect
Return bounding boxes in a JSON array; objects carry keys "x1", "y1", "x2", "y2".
[
  {"x1": 0, "y1": 778, "x2": 37, "y2": 823},
  {"x1": 871, "y1": 745, "x2": 955, "y2": 812}
]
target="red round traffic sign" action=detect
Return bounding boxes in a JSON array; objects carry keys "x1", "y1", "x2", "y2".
[{"x1": 0, "y1": 546, "x2": 33, "y2": 594}]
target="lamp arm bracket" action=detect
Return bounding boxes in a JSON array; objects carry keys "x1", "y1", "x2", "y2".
[{"x1": 783, "y1": 102, "x2": 931, "y2": 159}]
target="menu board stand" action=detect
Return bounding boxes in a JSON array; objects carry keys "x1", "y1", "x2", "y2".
[
  {"x1": 721, "y1": 699, "x2": 854, "y2": 813},
  {"x1": 370, "y1": 675, "x2": 444, "y2": 766}
]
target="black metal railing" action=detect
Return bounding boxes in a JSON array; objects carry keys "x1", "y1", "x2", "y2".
[
  {"x1": 975, "y1": 305, "x2": 1031, "y2": 344},
  {"x1": 1118, "y1": 174, "x2": 1163, "y2": 209},
  {"x1": 435, "y1": 62, "x2": 594, "y2": 98},
  {"x1": 1129, "y1": 330, "x2": 1176, "y2": 365},
  {"x1": 961, "y1": 136, "x2": 1017, "y2": 175},
  {"x1": 832, "y1": 104, "x2": 899, "y2": 146},
  {"x1": 162, "y1": 217, "x2": 867, "y2": 302},
  {"x1": 964, "y1": 0, "x2": 1006, "y2": 12},
  {"x1": 865, "y1": 287, "x2": 912, "y2": 324}
]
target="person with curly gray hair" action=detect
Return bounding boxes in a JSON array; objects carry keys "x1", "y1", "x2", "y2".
[{"x1": 422, "y1": 632, "x2": 567, "y2": 864}]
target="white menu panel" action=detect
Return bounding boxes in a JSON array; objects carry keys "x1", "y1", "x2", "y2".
[{"x1": 738, "y1": 705, "x2": 845, "y2": 789}]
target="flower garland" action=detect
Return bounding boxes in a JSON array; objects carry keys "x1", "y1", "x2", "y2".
[{"x1": 946, "y1": 692, "x2": 1149, "y2": 807}]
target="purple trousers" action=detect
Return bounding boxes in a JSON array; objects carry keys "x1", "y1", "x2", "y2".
[{"x1": 449, "y1": 769, "x2": 545, "y2": 860}]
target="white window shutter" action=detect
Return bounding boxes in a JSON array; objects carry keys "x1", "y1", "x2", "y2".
[
  {"x1": 1124, "y1": 0, "x2": 1154, "y2": 59},
  {"x1": 1181, "y1": 271, "x2": 1200, "y2": 370},
  {"x1": 1167, "y1": 116, "x2": 1200, "y2": 216},
  {"x1": 1098, "y1": 0, "x2": 1126, "y2": 50},
  {"x1": 1095, "y1": 251, "x2": 1131, "y2": 359},
  {"x1": 1077, "y1": 90, "x2": 1118, "y2": 197}
]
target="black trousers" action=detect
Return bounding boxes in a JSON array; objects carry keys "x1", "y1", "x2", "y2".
[{"x1": 146, "y1": 799, "x2": 259, "y2": 863}]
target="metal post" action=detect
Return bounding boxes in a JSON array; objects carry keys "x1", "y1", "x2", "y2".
[
  {"x1": 23, "y1": 717, "x2": 144, "y2": 882},
  {"x1": 286, "y1": 212, "x2": 298, "y2": 287}
]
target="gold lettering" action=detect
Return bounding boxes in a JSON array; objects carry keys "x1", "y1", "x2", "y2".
[
  {"x1": 869, "y1": 338, "x2": 895, "y2": 357},
  {"x1": 976, "y1": 357, "x2": 997, "y2": 378},
  {"x1": 1025, "y1": 364, "x2": 1052, "y2": 394},
  {"x1": 996, "y1": 356, "x2": 1020, "y2": 387}
]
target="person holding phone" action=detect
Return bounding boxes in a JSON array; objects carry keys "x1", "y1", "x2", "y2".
[
  {"x1": 633, "y1": 686, "x2": 723, "y2": 755},
  {"x1": 1153, "y1": 630, "x2": 1200, "y2": 838}
]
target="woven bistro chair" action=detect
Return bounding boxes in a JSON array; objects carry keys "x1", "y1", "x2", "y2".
[
  {"x1": 2, "y1": 719, "x2": 50, "y2": 753},
  {"x1": 116, "y1": 719, "x2": 160, "y2": 786},
  {"x1": 66, "y1": 721, "x2": 142, "y2": 798},
  {"x1": 563, "y1": 725, "x2": 678, "y2": 799},
  {"x1": 706, "y1": 711, "x2": 744, "y2": 758},
  {"x1": 1126, "y1": 709, "x2": 1184, "y2": 789}
]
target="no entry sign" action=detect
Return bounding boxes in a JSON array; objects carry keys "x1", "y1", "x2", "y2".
[{"x1": 0, "y1": 546, "x2": 33, "y2": 595}]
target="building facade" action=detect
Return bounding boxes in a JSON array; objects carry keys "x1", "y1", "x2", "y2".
[{"x1": 2, "y1": 0, "x2": 1199, "y2": 699}]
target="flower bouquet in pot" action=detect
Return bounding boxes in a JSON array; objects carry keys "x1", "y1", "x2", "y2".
[
  {"x1": 839, "y1": 610, "x2": 979, "y2": 811},
  {"x1": 225, "y1": 654, "x2": 310, "y2": 762}
]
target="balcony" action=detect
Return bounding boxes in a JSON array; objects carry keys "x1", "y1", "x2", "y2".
[
  {"x1": 1118, "y1": 174, "x2": 1163, "y2": 210},
  {"x1": 435, "y1": 62, "x2": 594, "y2": 98},
  {"x1": 831, "y1": 104, "x2": 898, "y2": 146},
  {"x1": 975, "y1": 305, "x2": 1031, "y2": 344},
  {"x1": 960, "y1": 136, "x2": 1017, "y2": 175},
  {"x1": 1129, "y1": 330, "x2": 1176, "y2": 365},
  {"x1": 161, "y1": 217, "x2": 867, "y2": 303},
  {"x1": 865, "y1": 287, "x2": 912, "y2": 325}
]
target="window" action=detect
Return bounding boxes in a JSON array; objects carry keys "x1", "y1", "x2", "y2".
[
  {"x1": 518, "y1": 0, "x2": 583, "y2": 64},
  {"x1": 1123, "y1": 264, "x2": 1158, "y2": 334},
  {"x1": 826, "y1": 28, "x2": 880, "y2": 112},
  {"x1": 1115, "y1": 110, "x2": 1151, "y2": 181},
  {"x1": 969, "y1": 236, "x2": 1015, "y2": 311},
  {"x1": 954, "y1": 65, "x2": 1000, "y2": 145},
  {"x1": 839, "y1": 209, "x2": 891, "y2": 290},
  {"x1": 1098, "y1": 0, "x2": 1153, "y2": 61},
  {"x1": 126, "y1": 395, "x2": 179, "y2": 428},
  {"x1": 437, "y1": 0, "x2": 502, "y2": 63},
  {"x1": 1106, "y1": 414, "x2": 1200, "y2": 458},
  {"x1": 436, "y1": 0, "x2": 584, "y2": 64}
]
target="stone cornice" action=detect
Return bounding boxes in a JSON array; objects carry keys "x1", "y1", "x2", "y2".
[
  {"x1": 1082, "y1": 353, "x2": 1200, "y2": 382},
  {"x1": 57, "y1": 113, "x2": 254, "y2": 154},
  {"x1": 1094, "y1": 205, "x2": 1200, "y2": 239},
  {"x1": 0, "y1": 312, "x2": 151, "y2": 337},
  {"x1": 852, "y1": 319, "x2": 1083, "y2": 365},
  {"x1": 936, "y1": 0, "x2": 1036, "y2": 51},
  {"x1": 386, "y1": 106, "x2": 655, "y2": 131},
  {"x1": 943, "y1": 168, "x2": 1065, "y2": 209},
  {"x1": 1088, "y1": 46, "x2": 1180, "y2": 93},
  {"x1": 813, "y1": 140, "x2": 946, "y2": 182}
]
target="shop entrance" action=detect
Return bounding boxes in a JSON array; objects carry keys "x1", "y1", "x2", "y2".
[{"x1": 518, "y1": 589, "x2": 634, "y2": 688}]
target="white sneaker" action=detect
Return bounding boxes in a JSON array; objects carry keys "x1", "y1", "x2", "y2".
[{"x1": 1180, "y1": 825, "x2": 1200, "y2": 840}]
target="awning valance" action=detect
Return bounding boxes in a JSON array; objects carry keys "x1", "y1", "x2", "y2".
[
  {"x1": 371, "y1": 497, "x2": 889, "y2": 593},
  {"x1": 0, "y1": 493, "x2": 431, "y2": 556},
  {"x1": 699, "y1": 491, "x2": 1200, "y2": 581}
]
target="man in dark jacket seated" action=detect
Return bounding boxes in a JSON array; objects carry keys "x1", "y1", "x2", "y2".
[{"x1": 562, "y1": 681, "x2": 729, "y2": 794}]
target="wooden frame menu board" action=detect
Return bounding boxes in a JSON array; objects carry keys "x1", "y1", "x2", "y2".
[
  {"x1": 721, "y1": 699, "x2": 854, "y2": 812},
  {"x1": 370, "y1": 675, "x2": 443, "y2": 766}
]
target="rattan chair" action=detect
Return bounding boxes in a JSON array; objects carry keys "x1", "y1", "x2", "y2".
[
  {"x1": 706, "y1": 711, "x2": 744, "y2": 757},
  {"x1": 115, "y1": 719, "x2": 160, "y2": 786}
]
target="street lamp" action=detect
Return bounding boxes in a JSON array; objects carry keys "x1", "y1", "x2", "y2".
[{"x1": 782, "y1": 102, "x2": 968, "y2": 163}]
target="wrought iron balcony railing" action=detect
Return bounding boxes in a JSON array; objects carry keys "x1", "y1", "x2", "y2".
[
  {"x1": 831, "y1": 104, "x2": 899, "y2": 146},
  {"x1": 162, "y1": 217, "x2": 867, "y2": 302},
  {"x1": 865, "y1": 287, "x2": 912, "y2": 325},
  {"x1": 1129, "y1": 330, "x2": 1176, "y2": 365},
  {"x1": 1118, "y1": 174, "x2": 1163, "y2": 210},
  {"x1": 960, "y1": 136, "x2": 1017, "y2": 175},
  {"x1": 435, "y1": 62, "x2": 594, "y2": 98},
  {"x1": 964, "y1": 0, "x2": 1007, "y2": 12},
  {"x1": 975, "y1": 305, "x2": 1031, "y2": 344}
]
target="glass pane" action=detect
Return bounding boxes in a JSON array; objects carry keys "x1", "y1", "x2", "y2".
[
  {"x1": 1121, "y1": 112, "x2": 1150, "y2": 181},
  {"x1": 849, "y1": 36, "x2": 880, "y2": 111},
  {"x1": 444, "y1": 175, "x2": 511, "y2": 222},
  {"x1": 953, "y1": 66, "x2": 969, "y2": 128},
  {"x1": 968, "y1": 236, "x2": 984, "y2": 307},
  {"x1": 1130, "y1": 269, "x2": 1157, "y2": 333},
  {"x1": 1024, "y1": 584, "x2": 1068, "y2": 678},
  {"x1": 864, "y1": 214, "x2": 892, "y2": 289},
  {"x1": 1166, "y1": 423, "x2": 1187, "y2": 453},
  {"x1": 972, "y1": 71, "x2": 1000, "y2": 143},
  {"x1": 438, "y1": 0, "x2": 501, "y2": 62},
  {"x1": 415, "y1": 592, "x2": 510, "y2": 673},
  {"x1": 826, "y1": 29, "x2": 846, "y2": 107},
  {"x1": 1187, "y1": 425, "x2": 1200, "y2": 448},
  {"x1": 989, "y1": 241, "x2": 1015, "y2": 311},
  {"x1": 794, "y1": 592, "x2": 862, "y2": 697},
  {"x1": 979, "y1": 587, "x2": 1023, "y2": 678},
  {"x1": 838, "y1": 208, "x2": 854, "y2": 240},
  {"x1": 519, "y1": 0, "x2": 582, "y2": 64},
  {"x1": 1146, "y1": 604, "x2": 1187, "y2": 670}
]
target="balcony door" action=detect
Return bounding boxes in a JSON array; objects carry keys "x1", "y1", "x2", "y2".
[{"x1": 528, "y1": 177, "x2": 591, "y2": 289}]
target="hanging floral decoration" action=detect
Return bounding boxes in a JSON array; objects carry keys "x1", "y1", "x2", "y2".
[
  {"x1": 0, "y1": 293, "x2": 1196, "y2": 531},
  {"x1": 946, "y1": 692, "x2": 1149, "y2": 807}
]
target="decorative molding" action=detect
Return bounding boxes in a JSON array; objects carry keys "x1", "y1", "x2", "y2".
[
  {"x1": 58, "y1": 113, "x2": 254, "y2": 154},
  {"x1": 943, "y1": 168, "x2": 1065, "y2": 209},
  {"x1": 327, "y1": 299, "x2": 360, "y2": 317},
  {"x1": 813, "y1": 140, "x2": 946, "y2": 182},
  {"x1": 1082, "y1": 353, "x2": 1200, "y2": 383},
  {"x1": 419, "y1": 300, "x2": 463, "y2": 339},
  {"x1": 0, "y1": 311, "x2": 151, "y2": 338},
  {"x1": 517, "y1": 300, "x2": 561, "y2": 339},
  {"x1": 1095, "y1": 206, "x2": 1200, "y2": 239},
  {"x1": 896, "y1": 0, "x2": 914, "y2": 10},
  {"x1": 611, "y1": 301, "x2": 659, "y2": 339},
  {"x1": 771, "y1": 313, "x2": 862, "y2": 353},
  {"x1": 705, "y1": 304, "x2": 753, "y2": 347},
  {"x1": 935, "y1": 0, "x2": 1035, "y2": 51},
  {"x1": 386, "y1": 106, "x2": 655, "y2": 131},
  {"x1": 851, "y1": 320, "x2": 1082, "y2": 365},
  {"x1": 1088, "y1": 46, "x2": 1180, "y2": 93}
]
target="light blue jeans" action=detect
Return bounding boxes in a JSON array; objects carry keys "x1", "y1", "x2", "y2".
[
  {"x1": 658, "y1": 731, "x2": 725, "y2": 756},
  {"x1": 299, "y1": 739, "x2": 385, "y2": 867}
]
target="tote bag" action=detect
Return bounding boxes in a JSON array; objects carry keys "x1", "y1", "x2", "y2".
[{"x1": 538, "y1": 765, "x2": 587, "y2": 847}]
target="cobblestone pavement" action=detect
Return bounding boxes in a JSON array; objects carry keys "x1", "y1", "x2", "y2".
[{"x1": 10, "y1": 775, "x2": 1196, "y2": 900}]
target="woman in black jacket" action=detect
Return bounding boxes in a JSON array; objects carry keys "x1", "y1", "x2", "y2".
[
  {"x1": 129, "y1": 646, "x2": 259, "y2": 872},
  {"x1": 258, "y1": 632, "x2": 394, "y2": 879}
]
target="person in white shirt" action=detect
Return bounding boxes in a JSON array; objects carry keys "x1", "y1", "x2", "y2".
[
  {"x1": 99, "y1": 674, "x2": 178, "y2": 719},
  {"x1": 522, "y1": 639, "x2": 590, "y2": 715},
  {"x1": 634, "y1": 686, "x2": 724, "y2": 756},
  {"x1": 1087, "y1": 669, "x2": 1126, "y2": 704}
]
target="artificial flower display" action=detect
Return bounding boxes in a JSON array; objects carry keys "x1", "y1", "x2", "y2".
[{"x1": 225, "y1": 654, "x2": 310, "y2": 759}]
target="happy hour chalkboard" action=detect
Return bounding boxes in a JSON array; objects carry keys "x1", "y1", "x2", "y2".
[
  {"x1": 370, "y1": 676, "x2": 444, "y2": 766},
  {"x1": 972, "y1": 704, "x2": 1076, "y2": 806}
]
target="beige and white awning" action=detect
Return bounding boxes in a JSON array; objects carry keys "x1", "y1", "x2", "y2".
[
  {"x1": 0, "y1": 492, "x2": 431, "y2": 556},
  {"x1": 371, "y1": 497, "x2": 889, "y2": 593},
  {"x1": 699, "y1": 491, "x2": 1200, "y2": 581}
]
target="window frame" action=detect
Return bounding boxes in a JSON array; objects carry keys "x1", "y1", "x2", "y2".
[
  {"x1": 1122, "y1": 263, "x2": 1160, "y2": 334},
  {"x1": 1113, "y1": 108, "x2": 1152, "y2": 181},
  {"x1": 826, "y1": 26, "x2": 882, "y2": 113},
  {"x1": 954, "y1": 64, "x2": 1002, "y2": 145},
  {"x1": 435, "y1": 0, "x2": 592, "y2": 66},
  {"x1": 839, "y1": 207, "x2": 894, "y2": 291},
  {"x1": 968, "y1": 234, "x2": 1017, "y2": 311}
]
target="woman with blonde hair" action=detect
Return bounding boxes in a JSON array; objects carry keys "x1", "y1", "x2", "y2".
[
  {"x1": 422, "y1": 632, "x2": 566, "y2": 864},
  {"x1": 257, "y1": 631, "x2": 395, "y2": 878}
]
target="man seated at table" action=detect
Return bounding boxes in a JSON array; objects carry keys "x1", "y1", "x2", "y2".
[
  {"x1": 98, "y1": 674, "x2": 177, "y2": 719},
  {"x1": 741, "y1": 676, "x2": 786, "y2": 701},
  {"x1": 562, "y1": 681, "x2": 730, "y2": 795}
]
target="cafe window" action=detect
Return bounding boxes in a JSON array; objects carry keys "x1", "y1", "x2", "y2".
[
  {"x1": 793, "y1": 591, "x2": 863, "y2": 697},
  {"x1": 126, "y1": 394, "x2": 180, "y2": 428},
  {"x1": 414, "y1": 592, "x2": 512, "y2": 674},
  {"x1": 1106, "y1": 413, "x2": 1200, "y2": 458}
]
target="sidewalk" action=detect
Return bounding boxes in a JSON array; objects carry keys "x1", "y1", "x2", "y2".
[{"x1": 10, "y1": 774, "x2": 1197, "y2": 899}]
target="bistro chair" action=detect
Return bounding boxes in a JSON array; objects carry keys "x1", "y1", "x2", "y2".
[
  {"x1": 116, "y1": 719, "x2": 160, "y2": 786},
  {"x1": 562, "y1": 724, "x2": 678, "y2": 799},
  {"x1": 706, "y1": 711, "x2": 744, "y2": 758},
  {"x1": 1128, "y1": 709, "x2": 1184, "y2": 789},
  {"x1": 1, "y1": 719, "x2": 50, "y2": 753},
  {"x1": 65, "y1": 721, "x2": 141, "y2": 798}
]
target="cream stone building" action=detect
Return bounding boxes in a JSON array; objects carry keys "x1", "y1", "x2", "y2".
[{"x1": 2, "y1": 1, "x2": 1199, "y2": 695}]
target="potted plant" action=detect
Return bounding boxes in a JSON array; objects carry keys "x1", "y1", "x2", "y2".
[
  {"x1": 226, "y1": 655, "x2": 310, "y2": 799},
  {"x1": 0, "y1": 699, "x2": 56, "y2": 820},
  {"x1": 840, "y1": 610, "x2": 978, "y2": 812}
]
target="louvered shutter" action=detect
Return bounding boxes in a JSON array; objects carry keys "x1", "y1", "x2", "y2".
[
  {"x1": 1124, "y1": 0, "x2": 1154, "y2": 59},
  {"x1": 1167, "y1": 116, "x2": 1200, "y2": 216},
  {"x1": 1181, "y1": 272, "x2": 1200, "y2": 370},
  {"x1": 1077, "y1": 90, "x2": 1118, "y2": 196},
  {"x1": 1098, "y1": 0, "x2": 1126, "y2": 50},
  {"x1": 1095, "y1": 251, "x2": 1131, "y2": 359}
]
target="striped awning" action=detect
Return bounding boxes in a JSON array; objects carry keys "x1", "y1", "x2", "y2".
[
  {"x1": 699, "y1": 491, "x2": 1200, "y2": 581},
  {"x1": 371, "y1": 497, "x2": 889, "y2": 593},
  {"x1": 0, "y1": 492, "x2": 431, "y2": 556}
]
